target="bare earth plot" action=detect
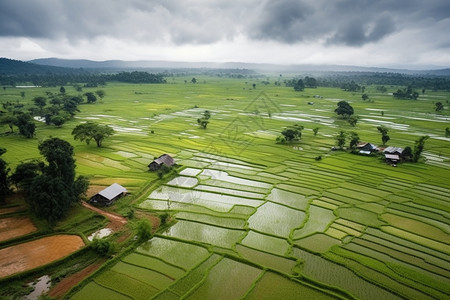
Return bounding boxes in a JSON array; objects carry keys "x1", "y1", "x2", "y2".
[
  {"x1": 0, "y1": 235, "x2": 84, "y2": 278},
  {"x1": 0, "y1": 215, "x2": 37, "y2": 242}
]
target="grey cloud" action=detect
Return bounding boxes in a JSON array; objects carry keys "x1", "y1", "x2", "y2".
[
  {"x1": 327, "y1": 14, "x2": 396, "y2": 46},
  {"x1": 0, "y1": 0, "x2": 449, "y2": 49}
]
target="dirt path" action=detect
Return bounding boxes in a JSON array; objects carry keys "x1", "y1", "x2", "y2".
[
  {"x1": 46, "y1": 202, "x2": 128, "y2": 299},
  {"x1": 47, "y1": 259, "x2": 106, "y2": 299},
  {"x1": 81, "y1": 201, "x2": 127, "y2": 231}
]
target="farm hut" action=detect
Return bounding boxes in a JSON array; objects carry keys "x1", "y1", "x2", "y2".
[
  {"x1": 89, "y1": 183, "x2": 127, "y2": 206},
  {"x1": 385, "y1": 153, "x2": 400, "y2": 164},
  {"x1": 356, "y1": 142, "x2": 378, "y2": 154},
  {"x1": 383, "y1": 146, "x2": 404, "y2": 155},
  {"x1": 148, "y1": 154, "x2": 175, "y2": 171}
]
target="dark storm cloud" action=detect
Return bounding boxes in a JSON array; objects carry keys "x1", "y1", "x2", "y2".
[{"x1": 0, "y1": 0, "x2": 449, "y2": 48}]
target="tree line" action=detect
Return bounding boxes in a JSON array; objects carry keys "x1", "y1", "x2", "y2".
[{"x1": 0, "y1": 71, "x2": 166, "y2": 87}]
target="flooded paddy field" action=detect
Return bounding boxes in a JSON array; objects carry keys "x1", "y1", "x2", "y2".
[{"x1": 1, "y1": 79, "x2": 449, "y2": 299}]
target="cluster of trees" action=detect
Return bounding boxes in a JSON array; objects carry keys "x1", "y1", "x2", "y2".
[
  {"x1": 314, "y1": 73, "x2": 450, "y2": 91},
  {"x1": 285, "y1": 76, "x2": 318, "y2": 91},
  {"x1": 341, "y1": 81, "x2": 362, "y2": 92},
  {"x1": 393, "y1": 85, "x2": 419, "y2": 99},
  {"x1": 0, "y1": 88, "x2": 106, "y2": 138},
  {"x1": 333, "y1": 127, "x2": 428, "y2": 163},
  {"x1": 334, "y1": 131, "x2": 361, "y2": 150},
  {"x1": 9, "y1": 138, "x2": 88, "y2": 224},
  {"x1": 197, "y1": 110, "x2": 211, "y2": 129},
  {"x1": 276, "y1": 124, "x2": 304, "y2": 143},
  {"x1": 0, "y1": 71, "x2": 166, "y2": 87}
]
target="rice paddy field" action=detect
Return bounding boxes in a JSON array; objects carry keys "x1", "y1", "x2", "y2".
[{"x1": 1, "y1": 75, "x2": 450, "y2": 299}]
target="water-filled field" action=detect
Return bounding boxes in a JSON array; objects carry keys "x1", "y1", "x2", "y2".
[{"x1": 2, "y1": 78, "x2": 449, "y2": 299}]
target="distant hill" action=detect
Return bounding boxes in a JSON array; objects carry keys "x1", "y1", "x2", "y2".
[
  {"x1": 0, "y1": 57, "x2": 87, "y2": 75},
  {"x1": 29, "y1": 57, "x2": 450, "y2": 76},
  {"x1": 1, "y1": 57, "x2": 449, "y2": 76}
]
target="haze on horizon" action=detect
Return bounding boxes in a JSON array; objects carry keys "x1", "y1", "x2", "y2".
[{"x1": 1, "y1": 0, "x2": 450, "y2": 69}]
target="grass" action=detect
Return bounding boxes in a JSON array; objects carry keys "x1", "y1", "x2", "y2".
[{"x1": 2, "y1": 77, "x2": 449, "y2": 299}]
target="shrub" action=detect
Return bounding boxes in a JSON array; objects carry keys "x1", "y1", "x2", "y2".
[
  {"x1": 91, "y1": 238, "x2": 115, "y2": 257},
  {"x1": 136, "y1": 219, "x2": 152, "y2": 241}
]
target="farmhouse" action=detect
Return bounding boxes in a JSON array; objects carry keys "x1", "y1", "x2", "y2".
[
  {"x1": 89, "y1": 183, "x2": 127, "y2": 206},
  {"x1": 383, "y1": 146, "x2": 404, "y2": 155},
  {"x1": 383, "y1": 146, "x2": 404, "y2": 164},
  {"x1": 148, "y1": 154, "x2": 175, "y2": 171},
  {"x1": 356, "y1": 142, "x2": 378, "y2": 155}
]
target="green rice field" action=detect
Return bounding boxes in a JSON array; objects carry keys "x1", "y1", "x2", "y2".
[{"x1": 1, "y1": 76, "x2": 449, "y2": 299}]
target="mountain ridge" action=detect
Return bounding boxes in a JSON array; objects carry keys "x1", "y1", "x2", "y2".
[
  {"x1": 1, "y1": 57, "x2": 449, "y2": 76},
  {"x1": 29, "y1": 57, "x2": 450, "y2": 75}
]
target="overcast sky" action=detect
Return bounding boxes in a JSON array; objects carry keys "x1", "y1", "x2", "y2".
[{"x1": 1, "y1": 0, "x2": 449, "y2": 68}]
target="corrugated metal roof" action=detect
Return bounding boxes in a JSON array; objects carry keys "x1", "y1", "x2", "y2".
[
  {"x1": 384, "y1": 146, "x2": 403, "y2": 154},
  {"x1": 98, "y1": 183, "x2": 127, "y2": 200},
  {"x1": 154, "y1": 154, "x2": 175, "y2": 166},
  {"x1": 385, "y1": 154, "x2": 400, "y2": 160}
]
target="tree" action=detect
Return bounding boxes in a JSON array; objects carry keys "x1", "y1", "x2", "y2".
[
  {"x1": 95, "y1": 90, "x2": 105, "y2": 99},
  {"x1": 347, "y1": 115, "x2": 358, "y2": 127},
  {"x1": 85, "y1": 92, "x2": 97, "y2": 104},
  {"x1": 136, "y1": 219, "x2": 152, "y2": 241},
  {"x1": 294, "y1": 79, "x2": 305, "y2": 91},
  {"x1": 59, "y1": 86, "x2": 66, "y2": 94},
  {"x1": 0, "y1": 148, "x2": 10, "y2": 203},
  {"x1": 33, "y1": 96, "x2": 46, "y2": 112},
  {"x1": 377, "y1": 86, "x2": 387, "y2": 93},
  {"x1": 412, "y1": 136, "x2": 429, "y2": 162},
  {"x1": 304, "y1": 76, "x2": 317, "y2": 88},
  {"x1": 21, "y1": 138, "x2": 88, "y2": 224},
  {"x1": 313, "y1": 127, "x2": 319, "y2": 136},
  {"x1": 402, "y1": 146, "x2": 413, "y2": 161},
  {"x1": 335, "y1": 101, "x2": 354, "y2": 119},
  {"x1": 0, "y1": 115, "x2": 16, "y2": 133},
  {"x1": 362, "y1": 93, "x2": 369, "y2": 101},
  {"x1": 435, "y1": 102, "x2": 444, "y2": 112},
  {"x1": 15, "y1": 113, "x2": 35, "y2": 138},
  {"x1": 10, "y1": 160, "x2": 43, "y2": 191},
  {"x1": 335, "y1": 130, "x2": 347, "y2": 149},
  {"x1": 72, "y1": 122, "x2": 115, "y2": 147},
  {"x1": 349, "y1": 132, "x2": 360, "y2": 149},
  {"x1": 377, "y1": 126, "x2": 390, "y2": 146},
  {"x1": 191, "y1": 77, "x2": 197, "y2": 84},
  {"x1": 51, "y1": 115, "x2": 65, "y2": 127},
  {"x1": 279, "y1": 124, "x2": 304, "y2": 142},
  {"x1": 197, "y1": 110, "x2": 211, "y2": 129},
  {"x1": 39, "y1": 138, "x2": 76, "y2": 184}
]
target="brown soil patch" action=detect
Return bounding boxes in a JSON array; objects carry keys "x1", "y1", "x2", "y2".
[
  {"x1": 48, "y1": 259, "x2": 106, "y2": 299},
  {"x1": 0, "y1": 216, "x2": 37, "y2": 242},
  {"x1": 0, "y1": 206, "x2": 26, "y2": 215},
  {"x1": 81, "y1": 202, "x2": 127, "y2": 231},
  {"x1": 0, "y1": 235, "x2": 84, "y2": 278}
]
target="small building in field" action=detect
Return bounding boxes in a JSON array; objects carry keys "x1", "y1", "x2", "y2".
[
  {"x1": 356, "y1": 142, "x2": 378, "y2": 154},
  {"x1": 385, "y1": 153, "x2": 400, "y2": 164},
  {"x1": 148, "y1": 154, "x2": 175, "y2": 171},
  {"x1": 383, "y1": 146, "x2": 404, "y2": 155},
  {"x1": 89, "y1": 183, "x2": 127, "y2": 206}
]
